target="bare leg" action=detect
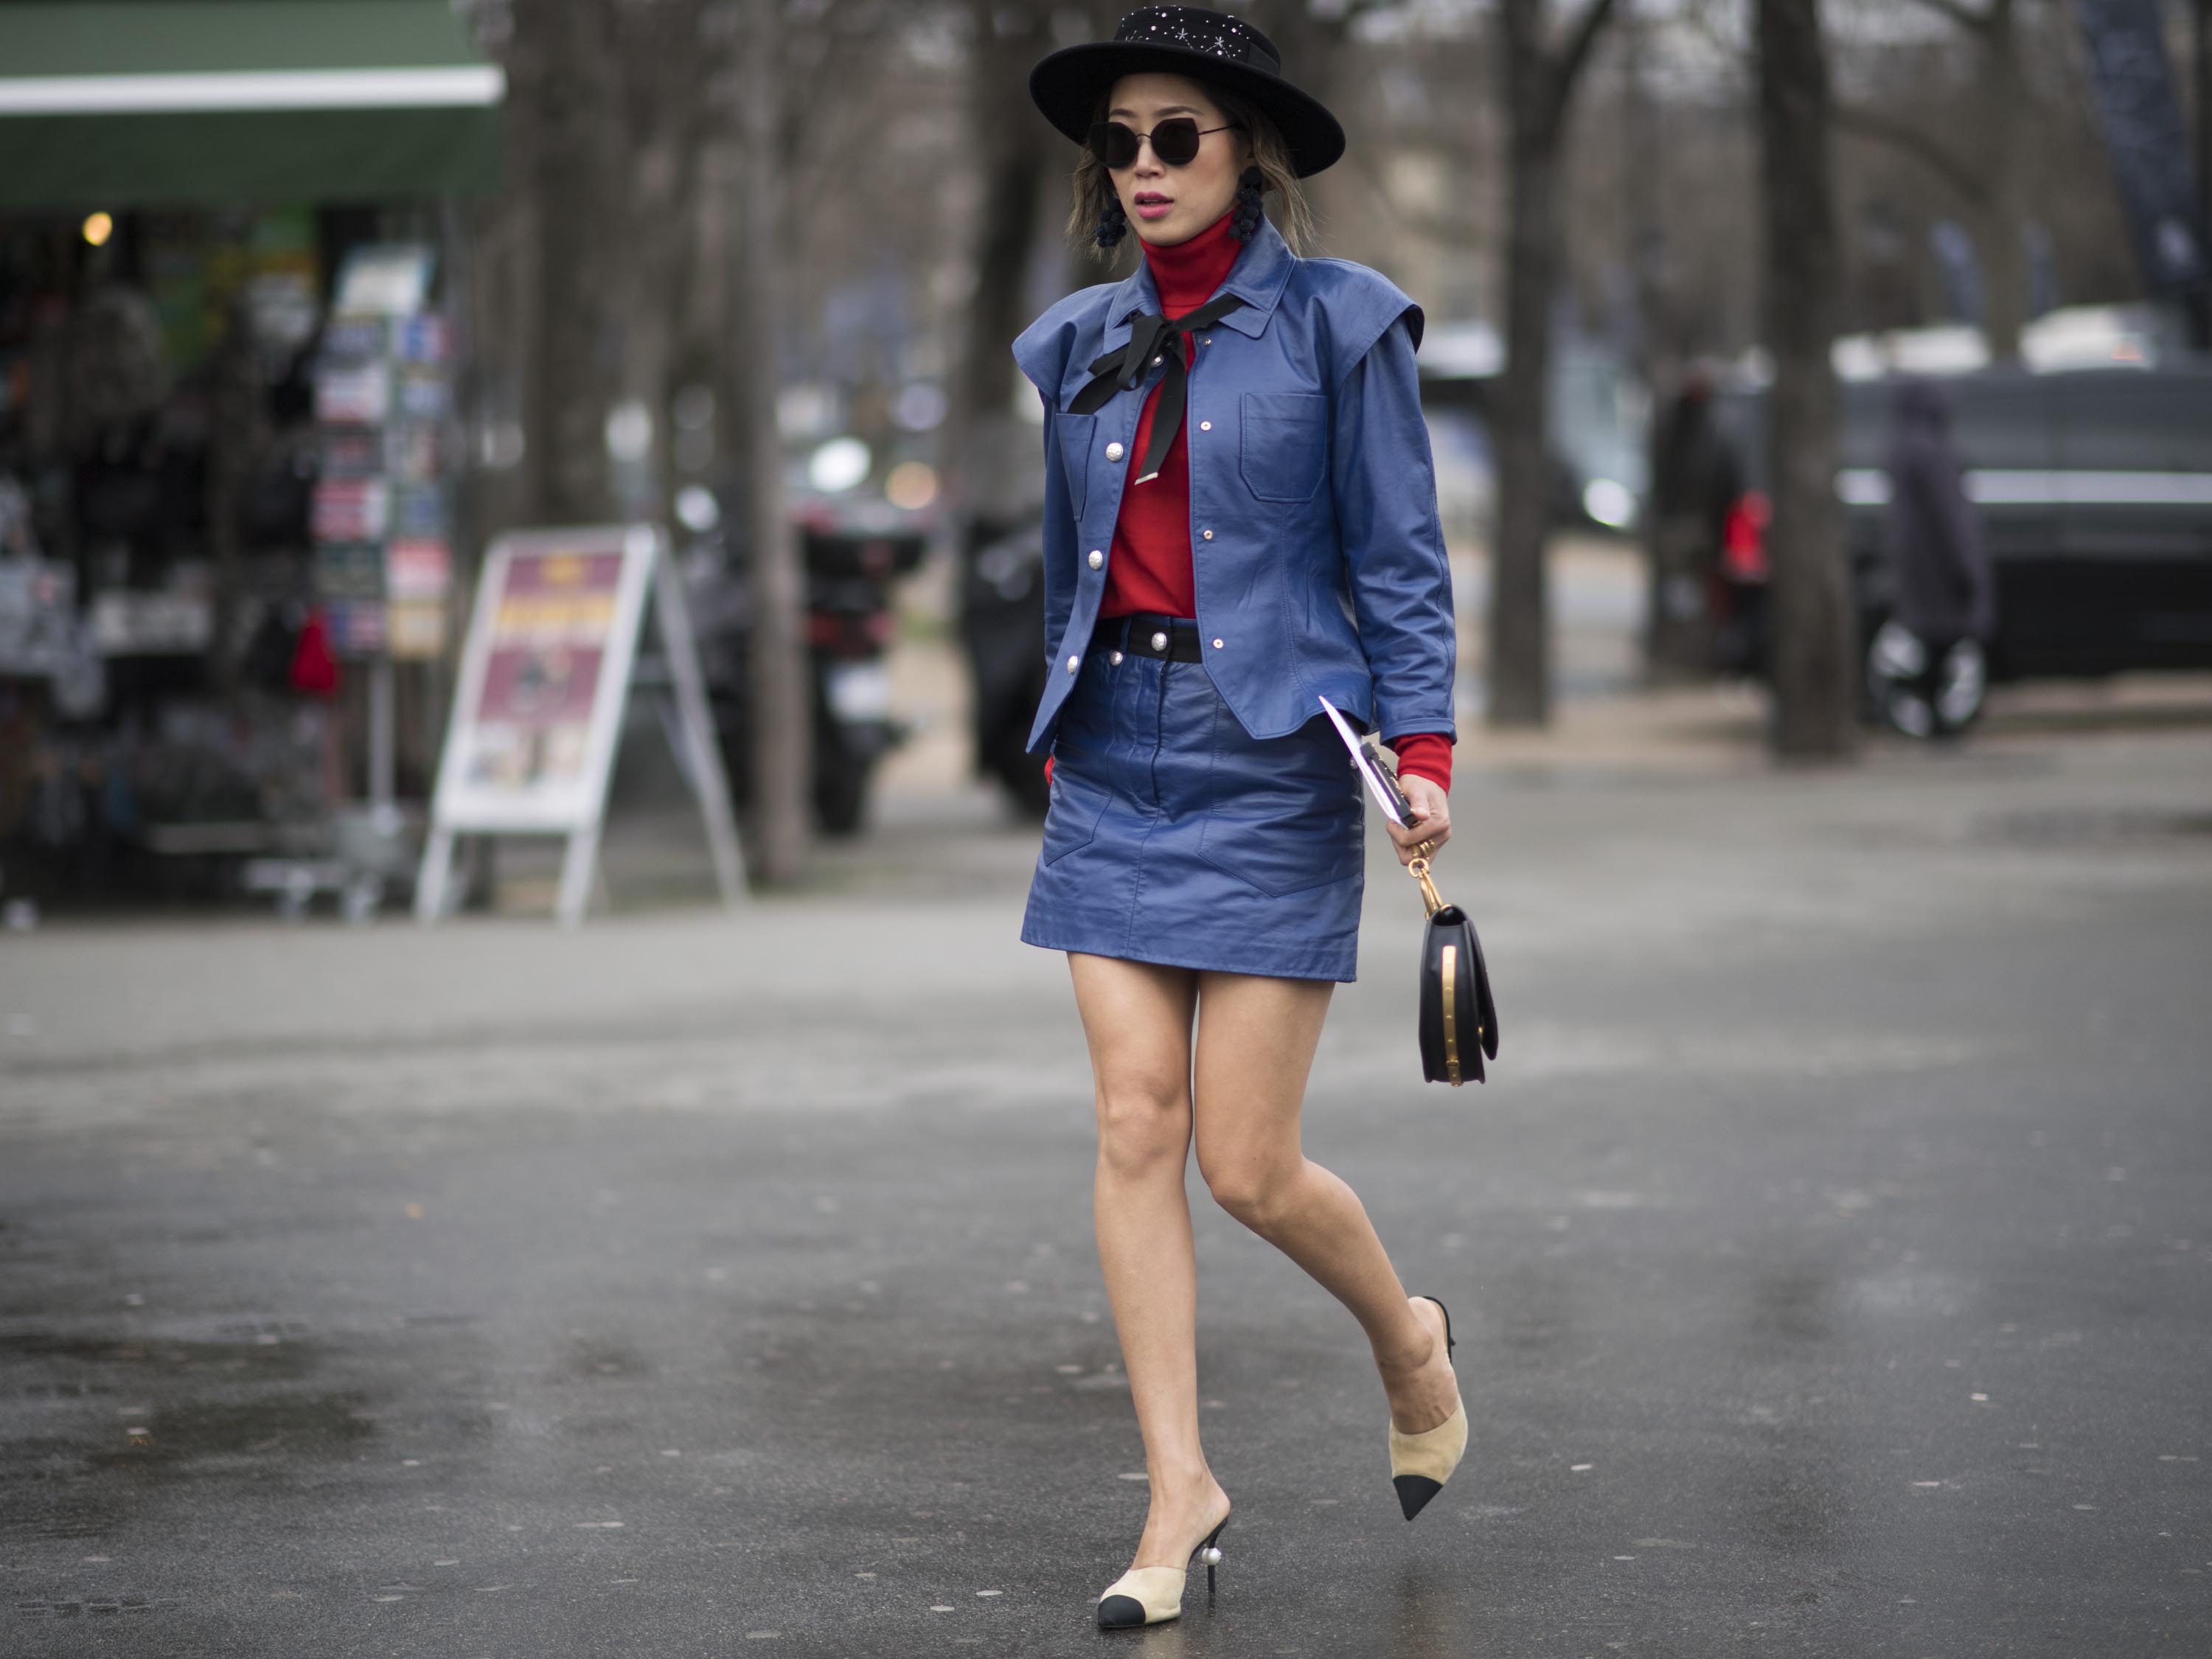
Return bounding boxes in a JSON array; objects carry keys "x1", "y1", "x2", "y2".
[
  {"x1": 1189, "y1": 971, "x2": 1459, "y2": 1433},
  {"x1": 1068, "y1": 953, "x2": 1234, "y2": 1570}
]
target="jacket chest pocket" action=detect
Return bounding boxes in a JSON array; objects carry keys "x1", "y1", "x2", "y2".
[
  {"x1": 1055, "y1": 411, "x2": 1099, "y2": 518},
  {"x1": 1238, "y1": 392, "x2": 1328, "y2": 504}
]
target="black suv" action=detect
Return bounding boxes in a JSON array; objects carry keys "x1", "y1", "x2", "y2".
[{"x1": 1711, "y1": 365, "x2": 2212, "y2": 683}]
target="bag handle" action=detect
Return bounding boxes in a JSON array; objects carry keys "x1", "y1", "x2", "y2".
[{"x1": 1405, "y1": 838, "x2": 1445, "y2": 918}]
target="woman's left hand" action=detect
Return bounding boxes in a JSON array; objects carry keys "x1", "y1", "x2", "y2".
[{"x1": 1385, "y1": 775, "x2": 1451, "y2": 866}]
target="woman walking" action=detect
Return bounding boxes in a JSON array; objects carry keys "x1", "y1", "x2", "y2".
[{"x1": 1012, "y1": 7, "x2": 1467, "y2": 1629}]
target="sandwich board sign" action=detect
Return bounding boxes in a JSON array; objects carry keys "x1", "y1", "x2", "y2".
[{"x1": 414, "y1": 524, "x2": 745, "y2": 925}]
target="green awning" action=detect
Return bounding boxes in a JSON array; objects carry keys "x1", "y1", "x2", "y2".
[{"x1": 0, "y1": 1, "x2": 506, "y2": 210}]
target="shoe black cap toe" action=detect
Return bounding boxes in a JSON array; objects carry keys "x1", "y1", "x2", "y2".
[
  {"x1": 1394, "y1": 1473, "x2": 1444, "y2": 1520},
  {"x1": 1096, "y1": 1593, "x2": 1149, "y2": 1629}
]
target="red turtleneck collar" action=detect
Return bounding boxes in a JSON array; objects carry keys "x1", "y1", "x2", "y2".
[{"x1": 1141, "y1": 205, "x2": 1243, "y2": 319}]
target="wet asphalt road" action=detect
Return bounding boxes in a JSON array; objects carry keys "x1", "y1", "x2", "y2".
[{"x1": 3, "y1": 725, "x2": 2210, "y2": 1658}]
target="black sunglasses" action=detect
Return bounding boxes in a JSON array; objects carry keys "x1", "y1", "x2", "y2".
[{"x1": 1087, "y1": 117, "x2": 1242, "y2": 170}]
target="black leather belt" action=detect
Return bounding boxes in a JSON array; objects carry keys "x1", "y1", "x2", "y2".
[{"x1": 1091, "y1": 612, "x2": 1205, "y2": 663}]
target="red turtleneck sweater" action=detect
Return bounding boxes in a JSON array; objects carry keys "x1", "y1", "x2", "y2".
[
  {"x1": 1097, "y1": 205, "x2": 1239, "y2": 621},
  {"x1": 1048, "y1": 206, "x2": 1451, "y2": 795}
]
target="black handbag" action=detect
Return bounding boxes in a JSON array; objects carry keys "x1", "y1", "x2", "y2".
[{"x1": 1407, "y1": 846, "x2": 1498, "y2": 1085}]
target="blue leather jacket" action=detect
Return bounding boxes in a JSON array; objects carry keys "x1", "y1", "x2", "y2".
[{"x1": 1010, "y1": 214, "x2": 1457, "y2": 755}]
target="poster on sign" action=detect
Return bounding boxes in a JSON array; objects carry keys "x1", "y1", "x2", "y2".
[
  {"x1": 431, "y1": 529, "x2": 648, "y2": 831},
  {"x1": 415, "y1": 525, "x2": 744, "y2": 925}
]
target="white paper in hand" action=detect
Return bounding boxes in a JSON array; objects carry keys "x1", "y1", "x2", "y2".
[{"x1": 1318, "y1": 695, "x2": 1415, "y2": 828}]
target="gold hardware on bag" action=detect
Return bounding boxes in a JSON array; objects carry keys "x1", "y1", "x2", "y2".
[
  {"x1": 1406, "y1": 844, "x2": 1445, "y2": 919},
  {"x1": 1439, "y1": 944, "x2": 1462, "y2": 1085}
]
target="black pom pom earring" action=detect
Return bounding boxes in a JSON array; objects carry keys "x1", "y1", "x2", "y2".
[
  {"x1": 1095, "y1": 194, "x2": 1128, "y2": 251},
  {"x1": 1230, "y1": 165, "x2": 1266, "y2": 243}
]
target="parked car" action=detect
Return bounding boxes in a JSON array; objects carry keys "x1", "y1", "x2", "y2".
[{"x1": 1707, "y1": 365, "x2": 2212, "y2": 694}]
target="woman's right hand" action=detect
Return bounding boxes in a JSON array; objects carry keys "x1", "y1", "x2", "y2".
[{"x1": 1385, "y1": 774, "x2": 1451, "y2": 866}]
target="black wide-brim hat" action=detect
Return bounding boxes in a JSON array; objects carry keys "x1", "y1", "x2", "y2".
[{"x1": 1029, "y1": 5, "x2": 1346, "y2": 180}]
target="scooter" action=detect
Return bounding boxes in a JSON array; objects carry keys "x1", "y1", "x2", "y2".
[
  {"x1": 800, "y1": 505, "x2": 920, "y2": 834},
  {"x1": 959, "y1": 511, "x2": 1051, "y2": 820},
  {"x1": 684, "y1": 495, "x2": 922, "y2": 838}
]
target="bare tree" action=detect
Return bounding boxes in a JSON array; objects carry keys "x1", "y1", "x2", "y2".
[
  {"x1": 945, "y1": 0, "x2": 1058, "y2": 541},
  {"x1": 1245, "y1": 0, "x2": 1396, "y2": 124},
  {"x1": 1488, "y1": 0, "x2": 1620, "y2": 728},
  {"x1": 731, "y1": 0, "x2": 810, "y2": 884},
  {"x1": 2199, "y1": 0, "x2": 2212, "y2": 255},
  {"x1": 498, "y1": 0, "x2": 917, "y2": 883},
  {"x1": 204, "y1": 292, "x2": 267, "y2": 703},
  {"x1": 1757, "y1": 0, "x2": 1857, "y2": 759},
  {"x1": 605, "y1": 0, "x2": 723, "y2": 514},
  {"x1": 501, "y1": 0, "x2": 730, "y2": 520},
  {"x1": 508, "y1": 0, "x2": 624, "y2": 523},
  {"x1": 1831, "y1": 0, "x2": 2034, "y2": 358}
]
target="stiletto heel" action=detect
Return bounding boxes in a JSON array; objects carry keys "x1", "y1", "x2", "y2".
[
  {"x1": 1095, "y1": 1516, "x2": 1229, "y2": 1630},
  {"x1": 1388, "y1": 1294, "x2": 1467, "y2": 1521}
]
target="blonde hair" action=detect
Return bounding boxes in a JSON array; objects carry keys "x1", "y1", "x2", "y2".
[{"x1": 1062, "y1": 83, "x2": 1316, "y2": 264}]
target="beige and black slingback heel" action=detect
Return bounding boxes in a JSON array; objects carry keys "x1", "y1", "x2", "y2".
[
  {"x1": 1094, "y1": 1516, "x2": 1228, "y2": 1630},
  {"x1": 1388, "y1": 1294, "x2": 1467, "y2": 1520}
]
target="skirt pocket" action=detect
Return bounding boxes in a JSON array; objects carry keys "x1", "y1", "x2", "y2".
[
  {"x1": 1193, "y1": 709, "x2": 1362, "y2": 897},
  {"x1": 1040, "y1": 763, "x2": 1111, "y2": 865}
]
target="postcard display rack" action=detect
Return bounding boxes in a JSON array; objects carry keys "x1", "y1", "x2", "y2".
[{"x1": 311, "y1": 246, "x2": 455, "y2": 809}]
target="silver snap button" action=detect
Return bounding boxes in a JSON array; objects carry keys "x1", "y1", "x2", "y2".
[
  {"x1": 1201, "y1": 529, "x2": 1214, "y2": 540},
  {"x1": 1150, "y1": 355, "x2": 1163, "y2": 366},
  {"x1": 1212, "y1": 637, "x2": 1225, "y2": 650},
  {"x1": 1088, "y1": 549, "x2": 1103, "y2": 569},
  {"x1": 1105, "y1": 441, "x2": 1124, "y2": 462},
  {"x1": 1198, "y1": 421, "x2": 1211, "y2": 432},
  {"x1": 1110, "y1": 650, "x2": 1124, "y2": 664},
  {"x1": 1150, "y1": 631, "x2": 1168, "y2": 652},
  {"x1": 1203, "y1": 337, "x2": 1213, "y2": 345},
  {"x1": 1065, "y1": 655, "x2": 1079, "y2": 672}
]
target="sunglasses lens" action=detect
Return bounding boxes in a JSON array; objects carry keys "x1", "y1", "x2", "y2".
[
  {"x1": 1088, "y1": 122, "x2": 1141, "y2": 169},
  {"x1": 1150, "y1": 118, "x2": 1202, "y2": 166}
]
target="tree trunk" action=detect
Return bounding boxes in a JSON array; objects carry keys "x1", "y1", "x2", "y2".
[
  {"x1": 2197, "y1": 0, "x2": 2212, "y2": 347},
  {"x1": 959, "y1": 4, "x2": 1052, "y2": 426},
  {"x1": 946, "y1": 1, "x2": 1054, "y2": 538},
  {"x1": 1975, "y1": 0, "x2": 2030, "y2": 361},
  {"x1": 515, "y1": 0, "x2": 619, "y2": 524},
  {"x1": 1486, "y1": 0, "x2": 1617, "y2": 728},
  {"x1": 735, "y1": 0, "x2": 810, "y2": 882},
  {"x1": 1621, "y1": 9, "x2": 1669, "y2": 386},
  {"x1": 1489, "y1": 101, "x2": 1559, "y2": 728},
  {"x1": 1622, "y1": 8, "x2": 1701, "y2": 684},
  {"x1": 1756, "y1": 0, "x2": 1857, "y2": 759},
  {"x1": 204, "y1": 293, "x2": 264, "y2": 702},
  {"x1": 611, "y1": 130, "x2": 692, "y2": 522}
]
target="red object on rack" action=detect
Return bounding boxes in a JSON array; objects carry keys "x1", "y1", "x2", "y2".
[{"x1": 288, "y1": 608, "x2": 340, "y2": 696}]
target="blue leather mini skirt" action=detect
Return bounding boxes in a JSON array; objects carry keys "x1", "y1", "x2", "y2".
[{"x1": 1021, "y1": 619, "x2": 1366, "y2": 982}]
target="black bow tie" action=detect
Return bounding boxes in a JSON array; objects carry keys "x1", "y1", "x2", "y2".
[{"x1": 1067, "y1": 290, "x2": 1248, "y2": 485}]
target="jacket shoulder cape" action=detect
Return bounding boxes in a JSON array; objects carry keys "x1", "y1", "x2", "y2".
[{"x1": 1011, "y1": 254, "x2": 1424, "y2": 408}]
